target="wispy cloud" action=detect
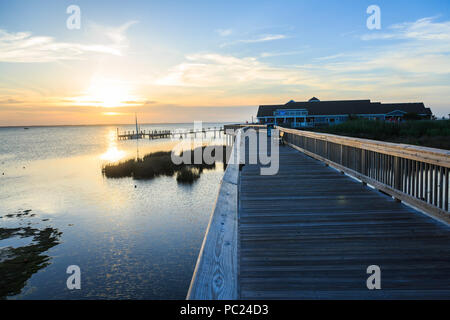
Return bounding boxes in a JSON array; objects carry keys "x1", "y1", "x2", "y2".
[
  {"x1": 240, "y1": 34, "x2": 287, "y2": 43},
  {"x1": 90, "y1": 20, "x2": 138, "y2": 46},
  {"x1": 0, "y1": 98, "x2": 24, "y2": 104},
  {"x1": 216, "y1": 28, "x2": 233, "y2": 36},
  {"x1": 260, "y1": 50, "x2": 305, "y2": 58},
  {"x1": 155, "y1": 16, "x2": 450, "y2": 111},
  {"x1": 220, "y1": 34, "x2": 288, "y2": 47},
  {"x1": 155, "y1": 53, "x2": 313, "y2": 88},
  {"x1": 343, "y1": 17, "x2": 450, "y2": 76},
  {"x1": 0, "y1": 21, "x2": 138, "y2": 63},
  {"x1": 361, "y1": 17, "x2": 450, "y2": 41},
  {"x1": 313, "y1": 53, "x2": 346, "y2": 61}
]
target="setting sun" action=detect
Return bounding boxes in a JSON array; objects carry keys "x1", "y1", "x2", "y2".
[{"x1": 74, "y1": 77, "x2": 141, "y2": 108}]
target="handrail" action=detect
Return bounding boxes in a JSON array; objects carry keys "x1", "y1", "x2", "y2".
[
  {"x1": 187, "y1": 129, "x2": 245, "y2": 299},
  {"x1": 224, "y1": 124, "x2": 266, "y2": 131},
  {"x1": 278, "y1": 126, "x2": 450, "y2": 220},
  {"x1": 279, "y1": 127, "x2": 450, "y2": 168}
]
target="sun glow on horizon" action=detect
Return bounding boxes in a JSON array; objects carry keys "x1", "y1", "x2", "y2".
[{"x1": 73, "y1": 76, "x2": 142, "y2": 108}]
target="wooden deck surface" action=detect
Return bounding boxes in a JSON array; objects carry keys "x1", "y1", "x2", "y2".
[{"x1": 238, "y1": 144, "x2": 450, "y2": 299}]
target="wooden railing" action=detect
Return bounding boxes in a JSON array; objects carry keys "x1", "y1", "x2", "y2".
[
  {"x1": 224, "y1": 124, "x2": 266, "y2": 132},
  {"x1": 279, "y1": 127, "x2": 450, "y2": 220},
  {"x1": 187, "y1": 129, "x2": 245, "y2": 300}
]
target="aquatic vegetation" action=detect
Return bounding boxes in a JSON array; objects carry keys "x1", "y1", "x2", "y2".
[
  {"x1": 0, "y1": 213, "x2": 62, "y2": 299},
  {"x1": 102, "y1": 146, "x2": 229, "y2": 182},
  {"x1": 1, "y1": 209, "x2": 33, "y2": 219},
  {"x1": 176, "y1": 167, "x2": 201, "y2": 184}
]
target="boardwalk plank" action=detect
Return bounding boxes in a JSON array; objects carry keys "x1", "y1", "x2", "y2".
[{"x1": 238, "y1": 144, "x2": 450, "y2": 299}]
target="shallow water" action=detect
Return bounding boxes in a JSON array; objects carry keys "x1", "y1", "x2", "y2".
[{"x1": 0, "y1": 123, "x2": 227, "y2": 299}]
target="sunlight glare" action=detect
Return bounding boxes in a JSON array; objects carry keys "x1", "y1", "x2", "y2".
[
  {"x1": 101, "y1": 130, "x2": 127, "y2": 162},
  {"x1": 75, "y1": 77, "x2": 141, "y2": 108},
  {"x1": 101, "y1": 146, "x2": 127, "y2": 162}
]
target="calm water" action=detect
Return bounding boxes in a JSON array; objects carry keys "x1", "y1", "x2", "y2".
[{"x1": 0, "y1": 123, "x2": 227, "y2": 299}]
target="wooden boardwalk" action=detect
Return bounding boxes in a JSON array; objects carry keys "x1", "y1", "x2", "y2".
[{"x1": 239, "y1": 144, "x2": 450, "y2": 299}]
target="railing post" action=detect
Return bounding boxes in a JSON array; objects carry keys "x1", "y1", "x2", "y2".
[
  {"x1": 394, "y1": 156, "x2": 402, "y2": 191},
  {"x1": 361, "y1": 149, "x2": 366, "y2": 175}
]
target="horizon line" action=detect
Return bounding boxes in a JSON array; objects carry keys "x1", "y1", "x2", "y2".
[{"x1": 0, "y1": 121, "x2": 242, "y2": 129}]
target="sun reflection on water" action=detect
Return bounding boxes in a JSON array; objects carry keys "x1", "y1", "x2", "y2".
[
  {"x1": 101, "y1": 130, "x2": 127, "y2": 162},
  {"x1": 101, "y1": 146, "x2": 127, "y2": 162}
]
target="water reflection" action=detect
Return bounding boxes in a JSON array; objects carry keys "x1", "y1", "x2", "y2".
[
  {"x1": 0, "y1": 124, "x2": 227, "y2": 299},
  {"x1": 100, "y1": 130, "x2": 127, "y2": 162},
  {"x1": 101, "y1": 146, "x2": 127, "y2": 163}
]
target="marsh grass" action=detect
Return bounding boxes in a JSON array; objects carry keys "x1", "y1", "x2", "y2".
[
  {"x1": 102, "y1": 146, "x2": 228, "y2": 182},
  {"x1": 176, "y1": 167, "x2": 201, "y2": 183},
  {"x1": 305, "y1": 119, "x2": 450, "y2": 150}
]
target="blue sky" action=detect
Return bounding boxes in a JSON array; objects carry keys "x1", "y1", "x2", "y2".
[{"x1": 0, "y1": 0, "x2": 449, "y2": 125}]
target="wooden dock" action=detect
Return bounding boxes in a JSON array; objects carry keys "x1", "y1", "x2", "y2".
[
  {"x1": 188, "y1": 127, "x2": 450, "y2": 300},
  {"x1": 117, "y1": 127, "x2": 223, "y2": 140}
]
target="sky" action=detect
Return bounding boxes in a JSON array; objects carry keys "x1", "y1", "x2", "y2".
[{"x1": 0, "y1": 0, "x2": 449, "y2": 126}]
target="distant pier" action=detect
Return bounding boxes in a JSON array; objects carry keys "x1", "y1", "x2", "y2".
[{"x1": 117, "y1": 127, "x2": 224, "y2": 140}]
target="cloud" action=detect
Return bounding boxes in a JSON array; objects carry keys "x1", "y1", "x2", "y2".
[
  {"x1": 0, "y1": 98, "x2": 24, "y2": 104},
  {"x1": 0, "y1": 21, "x2": 137, "y2": 63},
  {"x1": 313, "y1": 53, "x2": 346, "y2": 61},
  {"x1": 91, "y1": 20, "x2": 138, "y2": 46},
  {"x1": 153, "y1": 16, "x2": 450, "y2": 115},
  {"x1": 240, "y1": 34, "x2": 287, "y2": 43},
  {"x1": 331, "y1": 17, "x2": 450, "y2": 76},
  {"x1": 2, "y1": 15, "x2": 450, "y2": 120},
  {"x1": 155, "y1": 53, "x2": 313, "y2": 88},
  {"x1": 260, "y1": 50, "x2": 305, "y2": 58},
  {"x1": 216, "y1": 28, "x2": 233, "y2": 36},
  {"x1": 361, "y1": 17, "x2": 450, "y2": 41},
  {"x1": 220, "y1": 34, "x2": 288, "y2": 47}
]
